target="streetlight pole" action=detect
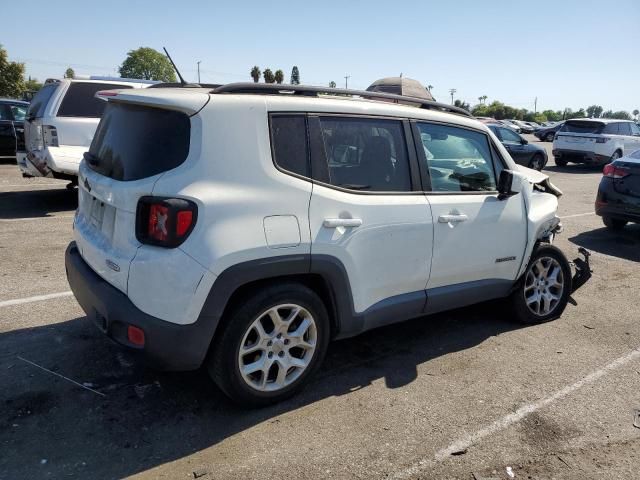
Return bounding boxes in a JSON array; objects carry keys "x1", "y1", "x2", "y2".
[
  {"x1": 197, "y1": 61, "x2": 201, "y2": 83},
  {"x1": 449, "y1": 88, "x2": 456, "y2": 105},
  {"x1": 344, "y1": 75, "x2": 350, "y2": 89}
]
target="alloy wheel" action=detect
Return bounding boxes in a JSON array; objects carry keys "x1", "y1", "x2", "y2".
[
  {"x1": 523, "y1": 256, "x2": 565, "y2": 316},
  {"x1": 238, "y1": 304, "x2": 318, "y2": 392}
]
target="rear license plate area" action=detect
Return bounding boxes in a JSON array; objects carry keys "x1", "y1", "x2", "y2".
[{"x1": 89, "y1": 196, "x2": 106, "y2": 229}]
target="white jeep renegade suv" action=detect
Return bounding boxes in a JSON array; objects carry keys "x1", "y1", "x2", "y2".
[{"x1": 65, "y1": 83, "x2": 591, "y2": 406}]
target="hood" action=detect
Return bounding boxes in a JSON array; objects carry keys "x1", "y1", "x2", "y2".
[{"x1": 516, "y1": 164, "x2": 563, "y2": 197}]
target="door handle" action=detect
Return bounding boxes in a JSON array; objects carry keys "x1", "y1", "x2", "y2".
[
  {"x1": 323, "y1": 218, "x2": 363, "y2": 228},
  {"x1": 438, "y1": 214, "x2": 468, "y2": 223}
]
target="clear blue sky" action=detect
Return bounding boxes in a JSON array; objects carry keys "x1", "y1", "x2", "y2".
[{"x1": 3, "y1": 0, "x2": 639, "y2": 112}]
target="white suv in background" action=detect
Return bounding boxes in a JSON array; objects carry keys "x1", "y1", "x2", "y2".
[
  {"x1": 65, "y1": 83, "x2": 591, "y2": 406},
  {"x1": 553, "y1": 118, "x2": 640, "y2": 167},
  {"x1": 18, "y1": 77, "x2": 155, "y2": 183}
]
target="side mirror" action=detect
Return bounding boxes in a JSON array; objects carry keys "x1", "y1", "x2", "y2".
[
  {"x1": 520, "y1": 137, "x2": 528, "y2": 145},
  {"x1": 498, "y1": 170, "x2": 517, "y2": 200}
]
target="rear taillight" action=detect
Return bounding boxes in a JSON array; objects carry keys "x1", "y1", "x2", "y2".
[
  {"x1": 43, "y1": 125, "x2": 58, "y2": 147},
  {"x1": 136, "y1": 197, "x2": 197, "y2": 247},
  {"x1": 596, "y1": 137, "x2": 610, "y2": 144},
  {"x1": 603, "y1": 164, "x2": 630, "y2": 179}
]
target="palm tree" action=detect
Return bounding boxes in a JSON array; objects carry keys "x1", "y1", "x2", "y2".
[
  {"x1": 634, "y1": 109, "x2": 639, "y2": 120},
  {"x1": 427, "y1": 85, "x2": 433, "y2": 92},
  {"x1": 250, "y1": 66, "x2": 261, "y2": 83},
  {"x1": 274, "y1": 69, "x2": 284, "y2": 84},
  {"x1": 263, "y1": 68, "x2": 275, "y2": 84},
  {"x1": 329, "y1": 81, "x2": 337, "y2": 88}
]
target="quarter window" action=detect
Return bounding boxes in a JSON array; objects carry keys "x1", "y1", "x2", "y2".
[
  {"x1": 315, "y1": 117, "x2": 411, "y2": 192},
  {"x1": 416, "y1": 122, "x2": 497, "y2": 192},
  {"x1": 498, "y1": 127, "x2": 522, "y2": 143},
  {"x1": 270, "y1": 115, "x2": 310, "y2": 177},
  {"x1": 618, "y1": 122, "x2": 632, "y2": 136},
  {"x1": 603, "y1": 123, "x2": 620, "y2": 135}
]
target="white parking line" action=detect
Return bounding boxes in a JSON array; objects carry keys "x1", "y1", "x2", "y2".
[
  {"x1": 0, "y1": 215, "x2": 75, "y2": 223},
  {"x1": 392, "y1": 346, "x2": 640, "y2": 479},
  {"x1": 0, "y1": 291, "x2": 73, "y2": 308},
  {"x1": 0, "y1": 183, "x2": 63, "y2": 188},
  {"x1": 560, "y1": 212, "x2": 595, "y2": 219}
]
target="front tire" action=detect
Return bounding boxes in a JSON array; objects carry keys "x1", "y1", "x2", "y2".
[
  {"x1": 545, "y1": 132, "x2": 555, "y2": 142},
  {"x1": 510, "y1": 245, "x2": 572, "y2": 324},
  {"x1": 208, "y1": 283, "x2": 330, "y2": 407},
  {"x1": 603, "y1": 216, "x2": 627, "y2": 230}
]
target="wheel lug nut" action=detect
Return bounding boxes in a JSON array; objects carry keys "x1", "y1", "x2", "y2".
[
  {"x1": 277, "y1": 333, "x2": 282, "y2": 339},
  {"x1": 267, "y1": 340, "x2": 272, "y2": 346},
  {"x1": 284, "y1": 339, "x2": 289, "y2": 345},
  {"x1": 268, "y1": 352, "x2": 273, "y2": 358},
  {"x1": 278, "y1": 351, "x2": 284, "y2": 357}
]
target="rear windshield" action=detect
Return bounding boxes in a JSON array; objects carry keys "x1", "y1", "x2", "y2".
[
  {"x1": 27, "y1": 83, "x2": 58, "y2": 119},
  {"x1": 87, "y1": 102, "x2": 190, "y2": 181},
  {"x1": 57, "y1": 82, "x2": 133, "y2": 118},
  {"x1": 562, "y1": 121, "x2": 604, "y2": 134}
]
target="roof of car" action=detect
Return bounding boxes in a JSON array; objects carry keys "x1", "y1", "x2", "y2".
[{"x1": 566, "y1": 118, "x2": 632, "y2": 123}]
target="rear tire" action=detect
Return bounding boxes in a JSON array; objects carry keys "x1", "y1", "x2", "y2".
[
  {"x1": 603, "y1": 216, "x2": 627, "y2": 231},
  {"x1": 545, "y1": 132, "x2": 555, "y2": 142},
  {"x1": 608, "y1": 150, "x2": 622, "y2": 164},
  {"x1": 555, "y1": 157, "x2": 568, "y2": 167},
  {"x1": 509, "y1": 245, "x2": 572, "y2": 325},
  {"x1": 207, "y1": 283, "x2": 330, "y2": 407}
]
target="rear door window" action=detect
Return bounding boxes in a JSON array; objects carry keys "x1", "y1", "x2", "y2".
[
  {"x1": 87, "y1": 102, "x2": 190, "y2": 181},
  {"x1": 314, "y1": 116, "x2": 412, "y2": 192},
  {"x1": 57, "y1": 82, "x2": 133, "y2": 118},
  {"x1": 10, "y1": 105, "x2": 27, "y2": 121},
  {"x1": 603, "y1": 123, "x2": 620, "y2": 135},
  {"x1": 27, "y1": 83, "x2": 58, "y2": 118},
  {"x1": 497, "y1": 127, "x2": 522, "y2": 143}
]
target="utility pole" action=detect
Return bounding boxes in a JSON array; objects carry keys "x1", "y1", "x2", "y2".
[
  {"x1": 344, "y1": 75, "x2": 350, "y2": 89},
  {"x1": 534, "y1": 97, "x2": 537, "y2": 114},
  {"x1": 197, "y1": 61, "x2": 201, "y2": 83},
  {"x1": 449, "y1": 88, "x2": 456, "y2": 104}
]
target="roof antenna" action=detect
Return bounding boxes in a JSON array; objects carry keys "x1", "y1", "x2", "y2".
[{"x1": 163, "y1": 47, "x2": 189, "y2": 86}]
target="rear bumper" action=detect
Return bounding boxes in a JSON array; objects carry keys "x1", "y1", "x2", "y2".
[
  {"x1": 595, "y1": 181, "x2": 640, "y2": 223},
  {"x1": 65, "y1": 242, "x2": 215, "y2": 370},
  {"x1": 552, "y1": 148, "x2": 609, "y2": 165}
]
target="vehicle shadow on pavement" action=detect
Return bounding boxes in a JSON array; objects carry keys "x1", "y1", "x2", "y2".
[
  {"x1": 0, "y1": 302, "x2": 524, "y2": 479},
  {"x1": 544, "y1": 164, "x2": 602, "y2": 174},
  {"x1": 569, "y1": 225, "x2": 640, "y2": 262},
  {"x1": 0, "y1": 188, "x2": 77, "y2": 219}
]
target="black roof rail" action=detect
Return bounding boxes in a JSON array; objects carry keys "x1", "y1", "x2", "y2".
[
  {"x1": 148, "y1": 82, "x2": 222, "y2": 89},
  {"x1": 211, "y1": 82, "x2": 472, "y2": 117}
]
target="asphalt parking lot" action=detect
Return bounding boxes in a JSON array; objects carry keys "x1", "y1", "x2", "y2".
[{"x1": 1, "y1": 137, "x2": 639, "y2": 480}]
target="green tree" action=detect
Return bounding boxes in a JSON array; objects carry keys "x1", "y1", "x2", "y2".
[
  {"x1": 542, "y1": 109, "x2": 561, "y2": 122},
  {"x1": 454, "y1": 99, "x2": 470, "y2": 111},
  {"x1": 633, "y1": 109, "x2": 639, "y2": 120},
  {"x1": 602, "y1": 110, "x2": 632, "y2": 120},
  {"x1": 263, "y1": 68, "x2": 275, "y2": 83},
  {"x1": 64, "y1": 67, "x2": 75, "y2": 79},
  {"x1": 24, "y1": 77, "x2": 43, "y2": 92},
  {"x1": 329, "y1": 81, "x2": 337, "y2": 88},
  {"x1": 586, "y1": 105, "x2": 603, "y2": 118},
  {"x1": 274, "y1": 69, "x2": 284, "y2": 84},
  {"x1": 118, "y1": 47, "x2": 176, "y2": 82},
  {"x1": 0, "y1": 44, "x2": 25, "y2": 98},
  {"x1": 427, "y1": 84, "x2": 433, "y2": 92},
  {"x1": 250, "y1": 66, "x2": 261, "y2": 83},
  {"x1": 290, "y1": 66, "x2": 300, "y2": 85}
]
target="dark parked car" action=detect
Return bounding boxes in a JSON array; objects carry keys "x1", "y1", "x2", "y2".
[
  {"x1": 595, "y1": 149, "x2": 640, "y2": 230},
  {"x1": 0, "y1": 99, "x2": 28, "y2": 159},
  {"x1": 487, "y1": 123, "x2": 548, "y2": 170},
  {"x1": 535, "y1": 121, "x2": 565, "y2": 142}
]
